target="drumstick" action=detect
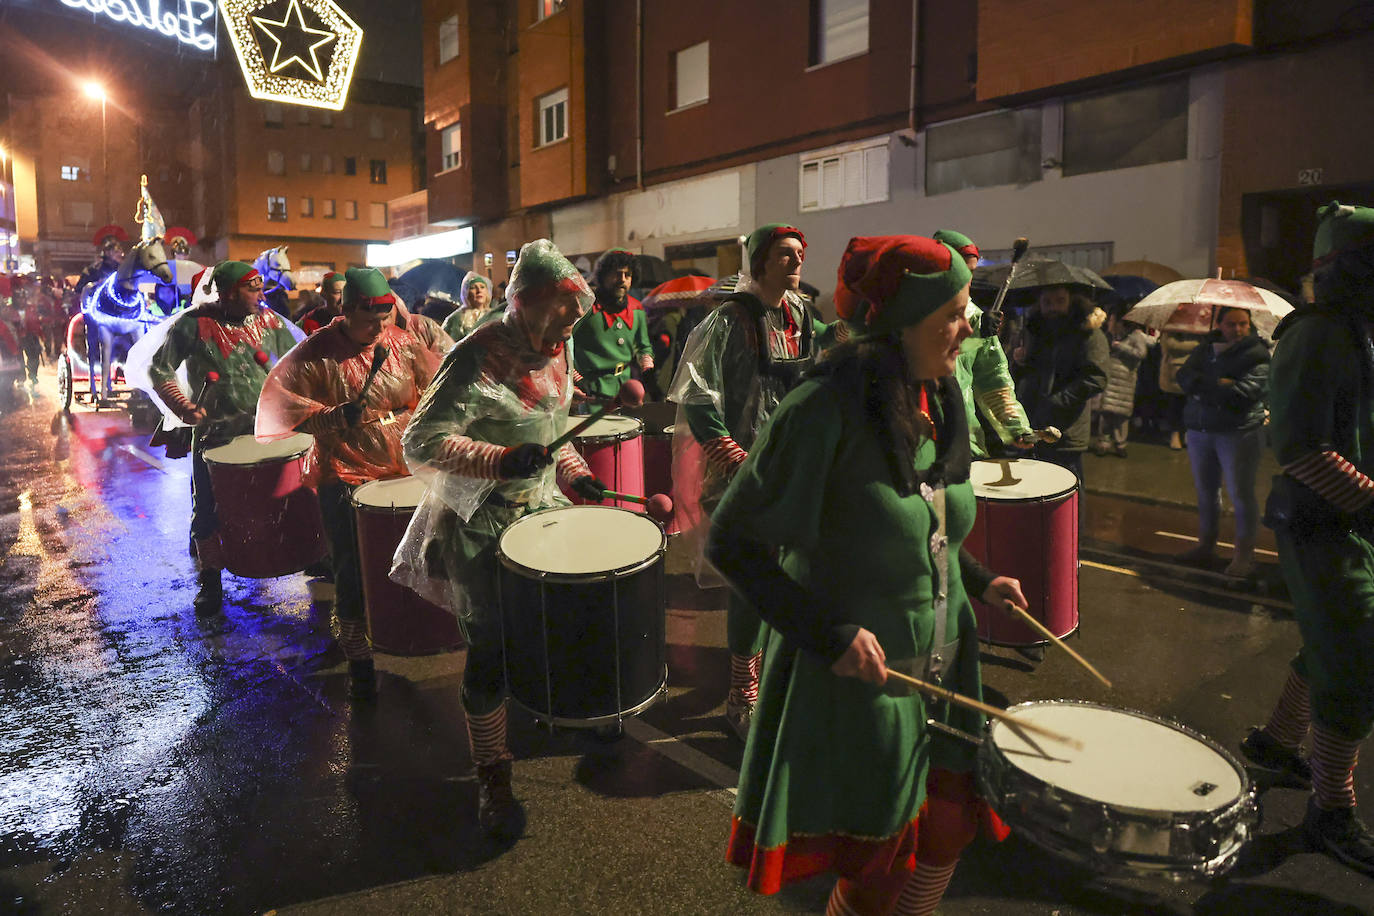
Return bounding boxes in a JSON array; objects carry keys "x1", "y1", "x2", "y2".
[
  {"x1": 546, "y1": 380, "x2": 646, "y2": 454},
  {"x1": 354, "y1": 344, "x2": 390, "y2": 406},
  {"x1": 883, "y1": 668, "x2": 1083, "y2": 750},
  {"x1": 1000, "y1": 601, "x2": 1112, "y2": 689}
]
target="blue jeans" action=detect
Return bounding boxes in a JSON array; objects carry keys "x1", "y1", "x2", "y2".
[{"x1": 1185, "y1": 427, "x2": 1263, "y2": 546}]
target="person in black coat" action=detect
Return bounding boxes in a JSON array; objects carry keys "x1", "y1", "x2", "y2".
[{"x1": 1176, "y1": 306, "x2": 1270, "y2": 577}]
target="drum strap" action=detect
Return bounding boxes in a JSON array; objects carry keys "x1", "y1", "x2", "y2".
[{"x1": 926, "y1": 485, "x2": 954, "y2": 682}]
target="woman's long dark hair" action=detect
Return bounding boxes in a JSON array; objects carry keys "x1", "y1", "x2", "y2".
[{"x1": 809, "y1": 334, "x2": 932, "y2": 496}]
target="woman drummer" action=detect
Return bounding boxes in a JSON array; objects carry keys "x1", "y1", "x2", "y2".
[{"x1": 708, "y1": 235, "x2": 1027, "y2": 916}]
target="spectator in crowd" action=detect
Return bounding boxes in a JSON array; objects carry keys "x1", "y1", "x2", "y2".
[{"x1": 1091, "y1": 304, "x2": 1155, "y2": 458}]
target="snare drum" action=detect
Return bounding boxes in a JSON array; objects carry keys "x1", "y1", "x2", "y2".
[
  {"x1": 563, "y1": 414, "x2": 645, "y2": 512},
  {"x1": 965, "y1": 458, "x2": 1078, "y2": 646},
  {"x1": 976, "y1": 700, "x2": 1257, "y2": 879},
  {"x1": 352, "y1": 477, "x2": 463, "y2": 656},
  {"x1": 497, "y1": 505, "x2": 667, "y2": 727},
  {"x1": 203, "y1": 433, "x2": 327, "y2": 578}
]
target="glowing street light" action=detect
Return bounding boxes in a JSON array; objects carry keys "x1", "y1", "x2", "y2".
[
  {"x1": 83, "y1": 80, "x2": 110, "y2": 223},
  {"x1": 82, "y1": 81, "x2": 107, "y2": 102}
]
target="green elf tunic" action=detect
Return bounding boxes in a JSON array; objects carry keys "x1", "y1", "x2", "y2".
[
  {"x1": 710, "y1": 371, "x2": 998, "y2": 894},
  {"x1": 571, "y1": 295, "x2": 653, "y2": 398},
  {"x1": 955, "y1": 301, "x2": 1032, "y2": 458},
  {"x1": 1266, "y1": 307, "x2": 1374, "y2": 741}
]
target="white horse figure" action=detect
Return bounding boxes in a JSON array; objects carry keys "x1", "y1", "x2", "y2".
[
  {"x1": 254, "y1": 245, "x2": 295, "y2": 316},
  {"x1": 80, "y1": 237, "x2": 173, "y2": 400}
]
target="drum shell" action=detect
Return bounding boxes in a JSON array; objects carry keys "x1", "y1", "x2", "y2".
[
  {"x1": 204, "y1": 437, "x2": 327, "y2": 578},
  {"x1": 975, "y1": 700, "x2": 1257, "y2": 879},
  {"x1": 565, "y1": 418, "x2": 646, "y2": 513},
  {"x1": 966, "y1": 460, "x2": 1078, "y2": 645},
  {"x1": 498, "y1": 512, "x2": 667, "y2": 725},
  {"x1": 352, "y1": 480, "x2": 463, "y2": 656},
  {"x1": 641, "y1": 427, "x2": 678, "y2": 535}
]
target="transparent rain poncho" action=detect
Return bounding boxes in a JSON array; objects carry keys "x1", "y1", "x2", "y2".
[
  {"x1": 254, "y1": 319, "x2": 448, "y2": 485},
  {"x1": 389, "y1": 240, "x2": 593, "y2": 613},
  {"x1": 441, "y1": 271, "x2": 496, "y2": 340}
]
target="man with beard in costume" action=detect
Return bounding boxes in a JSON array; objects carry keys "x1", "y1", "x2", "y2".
[{"x1": 571, "y1": 248, "x2": 653, "y2": 399}]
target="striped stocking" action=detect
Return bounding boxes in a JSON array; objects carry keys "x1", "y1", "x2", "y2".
[
  {"x1": 1311, "y1": 723, "x2": 1361, "y2": 810},
  {"x1": 334, "y1": 617, "x2": 372, "y2": 661},
  {"x1": 825, "y1": 880, "x2": 863, "y2": 916},
  {"x1": 465, "y1": 702, "x2": 513, "y2": 767},
  {"x1": 729, "y1": 651, "x2": 761, "y2": 705},
  {"x1": 891, "y1": 861, "x2": 959, "y2": 916},
  {"x1": 1263, "y1": 668, "x2": 1311, "y2": 750}
]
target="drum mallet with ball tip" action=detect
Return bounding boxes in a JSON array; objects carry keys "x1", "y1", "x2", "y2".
[
  {"x1": 600, "y1": 490, "x2": 674, "y2": 523},
  {"x1": 354, "y1": 344, "x2": 390, "y2": 406},
  {"x1": 984, "y1": 236, "x2": 1030, "y2": 337},
  {"x1": 546, "y1": 378, "x2": 646, "y2": 454},
  {"x1": 883, "y1": 668, "x2": 1083, "y2": 749}
]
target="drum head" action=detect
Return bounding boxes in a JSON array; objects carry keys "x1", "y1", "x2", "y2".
[
  {"x1": 990, "y1": 702, "x2": 1244, "y2": 813},
  {"x1": 204, "y1": 432, "x2": 314, "y2": 465},
  {"x1": 971, "y1": 458, "x2": 1077, "y2": 501},
  {"x1": 353, "y1": 476, "x2": 428, "y2": 509},
  {"x1": 500, "y1": 505, "x2": 663, "y2": 576},
  {"x1": 567, "y1": 414, "x2": 642, "y2": 443}
]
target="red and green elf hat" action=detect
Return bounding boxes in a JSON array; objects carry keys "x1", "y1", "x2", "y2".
[
  {"x1": 322, "y1": 271, "x2": 343, "y2": 287},
  {"x1": 745, "y1": 223, "x2": 806, "y2": 278},
  {"x1": 932, "y1": 229, "x2": 980, "y2": 263},
  {"x1": 1313, "y1": 201, "x2": 1374, "y2": 266},
  {"x1": 207, "y1": 260, "x2": 259, "y2": 295},
  {"x1": 341, "y1": 267, "x2": 397, "y2": 311},
  {"x1": 834, "y1": 236, "x2": 972, "y2": 336}
]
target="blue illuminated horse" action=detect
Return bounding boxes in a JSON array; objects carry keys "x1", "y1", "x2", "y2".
[
  {"x1": 254, "y1": 245, "x2": 295, "y2": 317},
  {"x1": 79, "y1": 237, "x2": 173, "y2": 400}
]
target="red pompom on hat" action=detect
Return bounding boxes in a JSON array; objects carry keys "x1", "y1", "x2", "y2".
[{"x1": 834, "y1": 236, "x2": 972, "y2": 336}]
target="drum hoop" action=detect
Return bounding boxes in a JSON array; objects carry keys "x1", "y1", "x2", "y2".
[
  {"x1": 973, "y1": 482, "x2": 1078, "y2": 503},
  {"x1": 988, "y1": 699, "x2": 1252, "y2": 817},
  {"x1": 496, "y1": 505, "x2": 667, "y2": 583},
  {"x1": 204, "y1": 445, "x2": 309, "y2": 469},
  {"x1": 572, "y1": 416, "x2": 643, "y2": 446},
  {"x1": 507, "y1": 665, "x2": 667, "y2": 728}
]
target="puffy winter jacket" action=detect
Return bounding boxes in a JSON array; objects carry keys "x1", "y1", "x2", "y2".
[
  {"x1": 1097, "y1": 328, "x2": 1154, "y2": 417},
  {"x1": 1015, "y1": 308, "x2": 1110, "y2": 451},
  {"x1": 1177, "y1": 332, "x2": 1270, "y2": 432}
]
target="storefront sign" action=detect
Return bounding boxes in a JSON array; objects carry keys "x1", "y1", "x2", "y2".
[
  {"x1": 219, "y1": 0, "x2": 362, "y2": 110},
  {"x1": 59, "y1": 0, "x2": 218, "y2": 52}
]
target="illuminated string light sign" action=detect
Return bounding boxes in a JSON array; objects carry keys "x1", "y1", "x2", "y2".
[
  {"x1": 219, "y1": 0, "x2": 362, "y2": 111},
  {"x1": 59, "y1": 0, "x2": 218, "y2": 52}
]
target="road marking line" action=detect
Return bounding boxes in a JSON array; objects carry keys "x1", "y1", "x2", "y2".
[
  {"x1": 622, "y1": 717, "x2": 738, "y2": 803},
  {"x1": 1153, "y1": 530, "x2": 1278, "y2": 557},
  {"x1": 1081, "y1": 558, "x2": 1294, "y2": 611}
]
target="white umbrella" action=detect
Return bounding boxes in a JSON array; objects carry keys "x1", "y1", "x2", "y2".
[{"x1": 1124, "y1": 278, "x2": 1295, "y2": 337}]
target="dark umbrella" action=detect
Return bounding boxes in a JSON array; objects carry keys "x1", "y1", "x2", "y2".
[
  {"x1": 387, "y1": 278, "x2": 423, "y2": 309},
  {"x1": 398, "y1": 260, "x2": 466, "y2": 301},
  {"x1": 1100, "y1": 274, "x2": 1160, "y2": 304},
  {"x1": 633, "y1": 254, "x2": 676, "y2": 288},
  {"x1": 976, "y1": 256, "x2": 1113, "y2": 294}
]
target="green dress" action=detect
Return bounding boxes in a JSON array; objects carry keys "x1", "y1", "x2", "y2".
[{"x1": 711, "y1": 373, "x2": 992, "y2": 893}]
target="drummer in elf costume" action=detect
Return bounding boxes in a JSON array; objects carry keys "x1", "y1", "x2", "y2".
[
  {"x1": 139, "y1": 261, "x2": 301, "y2": 615},
  {"x1": 708, "y1": 236, "x2": 1025, "y2": 916},
  {"x1": 441, "y1": 271, "x2": 496, "y2": 341},
  {"x1": 933, "y1": 230, "x2": 1035, "y2": 457},
  {"x1": 393, "y1": 239, "x2": 606, "y2": 841},
  {"x1": 255, "y1": 268, "x2": 451, "y2": 700},
  {"x1": 667, "y1": 222, "x2": 849, "y2": 741},
  {"x1": 570, "y1": 248, "x2": 653, "y2": 399},
  {"x1": 1243, "y1": 201, "x2": 1374, "y2": 877}
]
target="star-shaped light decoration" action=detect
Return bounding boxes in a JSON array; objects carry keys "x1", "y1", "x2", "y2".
[
  {"x1": 219, "y1": 0, "x2": 363, "y2": 110},
  {"x1": 252, "y1": 0, "x2": 336, "y2": 81}
]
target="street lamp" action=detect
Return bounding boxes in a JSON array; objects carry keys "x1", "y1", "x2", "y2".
[{"x1": 83, "y1": 81, "x2": 109, "y2": 224}]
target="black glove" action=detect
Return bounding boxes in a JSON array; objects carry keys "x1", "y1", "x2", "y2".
[
  {"x1": 571, "y1": 475, "x2": 608, "y2": 501},
  {"x1": 341, "y1": 401, "x2": 364, "y2": 427},
  {"x1": 498, "y1": 442, "x2": 553, "y2": 478},
  {"x1": 980, "y1": 308, "x2": 1003, "y2": 339}
]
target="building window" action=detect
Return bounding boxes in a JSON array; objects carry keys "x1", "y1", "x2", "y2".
[
  {"x1": 321, "y1": 153, "x2": 334, "y2": 173},
  {"x1": 537, "y1": 87, "x2": 569, "y2": 147},
  {"x1": 60, "y1": 165, "x2": 83, "y2": 181},
  {"x1": 536, "y1": 0, "x2": 565, "y2": 21},
  {"x1": 369, "y1": 115, "x2": 385, "y2": 140},
  {"x1": 299, "y1": 153, "x2": 312, "y2": 172},
  {"x1": 64, "y1": 201, "x2": 94, "y2": 227},
  {"x1": 344, "y1": 200, "x2": 358, "y2": 220},
  {"x1": 369, "y1": 159, "x2": 387, "y2": 184},
  {"x1": 323, "y1": 198, "x2": 336, "y2": 218},
  {"x1": 810, "y1": 0, "x2": 869, "y2": 66},
  {"x1": 300, "y1": 196, "x2": 314, "y2": 217},
  {"x1": 267, "y1": 150, "x2": 285, "y2": 175},
  {"x1": 438, "y1": 14, "x2": 459, "y2": 64},
  {"x1": 264, "y1": 102, "x2": 284, "y2": 126},
  {"x1": 344, "y1": 156, "x2": 357, "y2": 176},
  {"x1": 320, "y1": 111, "x2": 333, "y2": 128},
  {"x1": 1062, "y1": 79, "x2": 1189, "y2": 177},
  {"x1": 297, "y1": 108, "x2": 310, "y2": 125},
  {"x1": 799, "y1": 137, "x2": 889, "y2": 212},
  {"x1": 441, "y1": 123, "x2": 462, "y2": 171},
  {"x1": 370, "y1": 202, "x2": 388, "y2": 228},
  {"x1": 267, "y1": 195, "x2": 287, "y2": 222},
  {"x1": 670, "y1": 42, "x2": 709, "y2": 110},
  {"x1": 924, "y1": 108, "x2": 1042, "y2": 196}
]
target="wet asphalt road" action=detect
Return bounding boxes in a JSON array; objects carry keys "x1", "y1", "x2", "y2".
[{"x1": 0, "y1": 369, "x2": 1371, "y2": 915}]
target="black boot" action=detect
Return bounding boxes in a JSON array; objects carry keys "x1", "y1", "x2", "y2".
[
  {"x1": 1304, "y1": 798, "x2": 1374, "y2": 878},
  {"x1": 1239, "y1": 727, "x2": 1312, "y2": 788},
  {"x1": 476, "y1": 760, "x2": 526, "y2": 841},
  {"x1": 1014, "y1": 643, "x2": 1045, "y2": 663},
  {"x1": 348, "y1": 658, "x2": 377, "y2": 701},
  {"x1": 193, "y1": 568, "x2": 223, "y2": 616}
]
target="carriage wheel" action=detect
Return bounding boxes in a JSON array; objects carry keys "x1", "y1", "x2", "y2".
[{"x1": 57, "y1": 353, "x2": 74, "y2": 412}]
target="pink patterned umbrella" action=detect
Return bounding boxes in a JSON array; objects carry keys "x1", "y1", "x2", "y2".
[
  {"x1": 640, "y1": 274, "x2": 715, "y2": 310},
  {"x1": 1124, "y1": 278, "x2": 1295, "y2": 336}
]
